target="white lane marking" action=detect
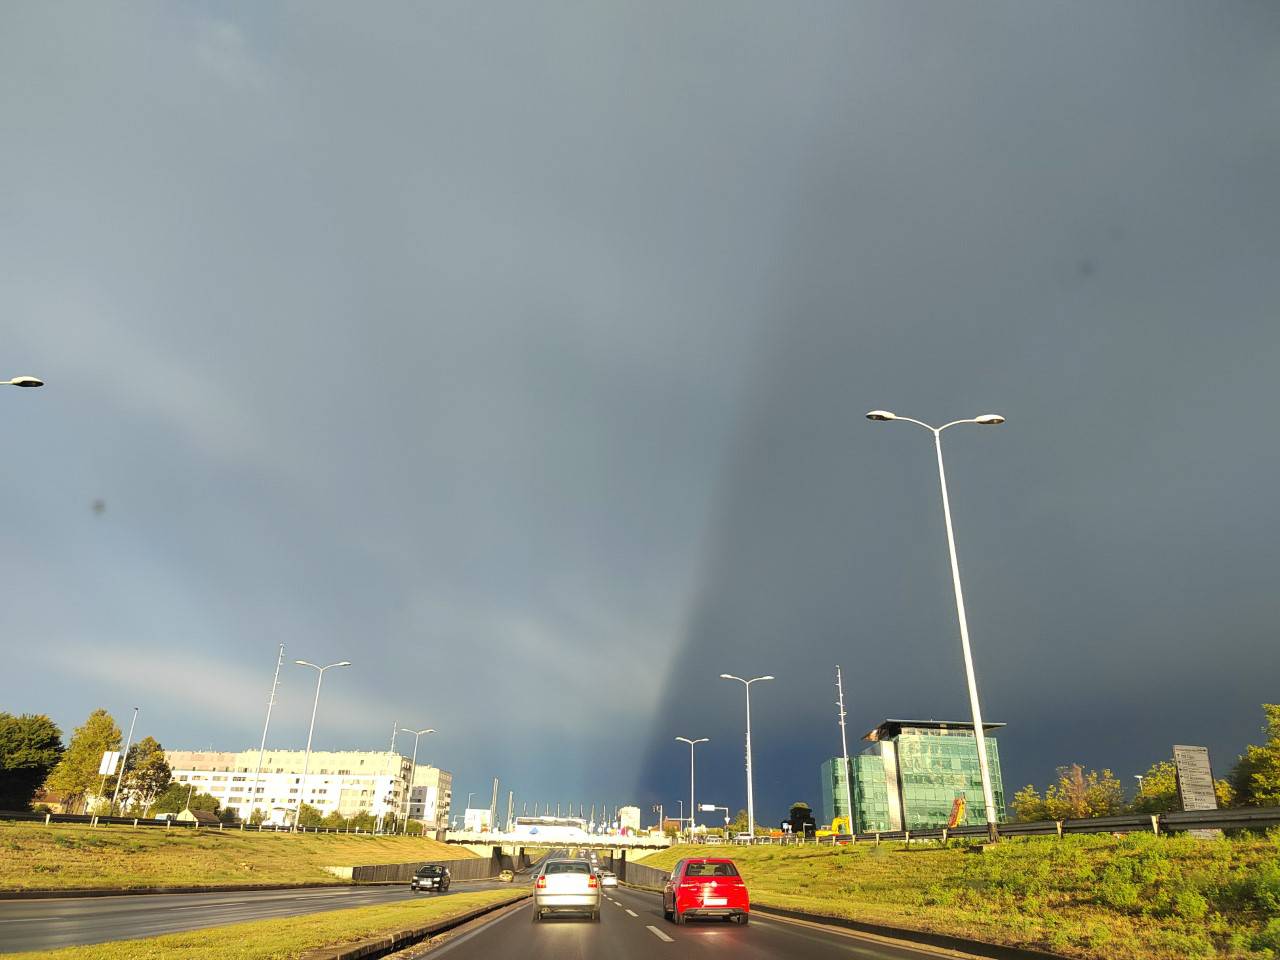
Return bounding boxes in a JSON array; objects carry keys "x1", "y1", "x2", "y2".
[
  {"x1": 625, "y1": 909, "x2": 638, "y2": 917},
  {"x1": 646, "y1": 924, "x2": 673, "y2": 942}
]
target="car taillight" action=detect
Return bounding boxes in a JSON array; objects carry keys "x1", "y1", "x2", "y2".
[
  {"x1": 536, "y1": 876, "x2": 546, "y2": 888},
  {"x1": 588, "y1": 875, "x2": 598, "y2": 888}
]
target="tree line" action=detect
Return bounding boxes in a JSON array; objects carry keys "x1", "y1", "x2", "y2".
[{"x1": 1011, "y1": 703, "x2": 1280, "y2": 821}]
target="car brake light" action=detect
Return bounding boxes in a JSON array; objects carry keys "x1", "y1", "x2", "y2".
[
  {"x1": 588, "y1": 875, "x2": 598, "y2": 888},
  {"x1": 536, "y1": 876, "x2": 546, "y2": 888}
]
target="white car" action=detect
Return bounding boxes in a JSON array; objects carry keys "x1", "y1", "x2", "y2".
[
  {"x1": 599, "y1": 869, "x2": 618, "y2": 888},
  {"x1": 533, "y1": 858, "x2": 601, "y2": 922}
]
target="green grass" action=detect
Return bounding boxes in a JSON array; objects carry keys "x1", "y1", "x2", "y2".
[
  {"x1": 3, "y1": 888, "x2": 525, "y2": 960},
  {"x1": 641, "y1": 833, "x2": 1280, "y2": 959},
  {"x1": 0, "y1": 821, "x2": 476, "y2": 891}
]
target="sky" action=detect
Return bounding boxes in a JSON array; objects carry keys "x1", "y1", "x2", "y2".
[{"x1": 2, "y1": 1, "x2": 1278, "y2": 825}]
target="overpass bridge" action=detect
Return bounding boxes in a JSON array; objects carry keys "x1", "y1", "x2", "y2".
[{"x1": 443, "y1": 829, "x2": 671, "y2": 859}]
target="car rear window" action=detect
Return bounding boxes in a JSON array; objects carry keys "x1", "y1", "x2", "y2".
[
  {"x1": 544, "y1": 861, "x2": 591, "y2": 874},
  {"x1": 684, "y1": 862, "x2": 739, "y2": 877}
]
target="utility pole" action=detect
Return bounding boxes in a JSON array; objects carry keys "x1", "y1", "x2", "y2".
[
  {"x1": 506, "y1": 791, "x2": 514, "y2": 832},
  {"x1": 836, "y1": 665, "x2": 855, "y2": 834},
  {"x1": 249, "y1": 644, "x2": 285, "y2": 825},
  {"x1": 489, "y1": 778, "x2": 499, "y2": 830},
  {"x1": 108, "y1": 707, "x2": 139, "y2": 816}
]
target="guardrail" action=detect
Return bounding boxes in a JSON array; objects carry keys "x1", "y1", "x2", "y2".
[
  {"x1": 725, "y1": 805, "x2": 1280, "y2": 845},
  {"x1": 0, "y1": 810, "x2": 403, "y2": 834}
]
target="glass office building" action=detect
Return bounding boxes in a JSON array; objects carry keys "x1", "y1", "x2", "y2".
[{"x1": 819, "y1": 719, "x2": 1005, "y2": 832}]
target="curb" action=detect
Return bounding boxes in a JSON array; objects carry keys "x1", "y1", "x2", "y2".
[
  {"x1": 298, "y1": 892, "x2": 529, "y2": 960},
  {"x1": 0, "y1": 881, "x2": 348, "y2": 901},
  {"x1": 751, "y1": 904, "x2": 1065, "y2": 960},
  {"x1": 0, "y1": 875, "x2": 514, "y2": 901},
  {"x1": 617, "y1": 882, "x2": 1063, "y2": 960}
]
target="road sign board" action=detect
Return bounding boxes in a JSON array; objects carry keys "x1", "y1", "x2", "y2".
[
  {"x1": 1173, "y1": 744, "x2": 1220, "y2": 839},
  {"x1": 98, "y1": 751, "x2": 121, "y2": 776}
]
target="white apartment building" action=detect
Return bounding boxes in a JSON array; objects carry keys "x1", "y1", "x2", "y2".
[
  {"x1": 618, "y1": 805, "x2": 641, "y2": 833},
  {"x1": 407, "y1": 764, "x2": 452, "y2": 830},
  {"x1": 165, "y1": 749, "x2": 449, "y2": 825}
]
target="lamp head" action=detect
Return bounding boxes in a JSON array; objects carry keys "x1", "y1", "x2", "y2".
[
  {"x1": 759, "y1": 675, "x2": 775, "y2": 681},
  {"x1": 8, "y1": 376, "x2": 43, "y2": 388},
  {"x1": 336, "y1": 661, "x2": 352, "y2": 667},
  {"x1": 865, "y1": 410, "x2": 895, "y2": 421},
  {"x1": 975, "y1": 414, "x2": 1005, "y2": 425}
]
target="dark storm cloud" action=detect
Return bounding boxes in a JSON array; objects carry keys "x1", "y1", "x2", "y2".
[{"x1": 1, "y1": 1, "x2": 1277, "y2": 820}]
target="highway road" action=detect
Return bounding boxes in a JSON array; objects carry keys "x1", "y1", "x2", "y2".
[
  {"x1": 421, "y1": 883, "x2": 958, "y2": 960},
  {"x1": 0, "y1": 880, "x2": 511, "y2": 954}
]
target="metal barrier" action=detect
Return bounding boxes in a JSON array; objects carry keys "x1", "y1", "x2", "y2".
[{"x1": 0, "y1": 810, "x2": 417, "y2": 835}]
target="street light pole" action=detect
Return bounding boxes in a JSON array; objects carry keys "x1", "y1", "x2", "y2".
[
  {"x1": 867, "y1": 409, "x2": 1005, "y2": 841},
  {"x1": 396, "y1": 726, "x2": 435, "y2": 834},
  {"x1": 674, "y1": 737, "x2": 709, "y2": 842},
  {"x1": 719, "y1": 673, "x2": 774, "y2": 841},
  {"x1": 292, "y1": 659, "x2": 351, "y2": 830}
]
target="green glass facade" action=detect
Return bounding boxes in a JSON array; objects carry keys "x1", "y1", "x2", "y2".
[
  {"x1": 893, "y1": 728, "x2": 1004, "y2": 830},
  {"x1": 819, "y1": 721, "x2": 1005, "y2": 833}
]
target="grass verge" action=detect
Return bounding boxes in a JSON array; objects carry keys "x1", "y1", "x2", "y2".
[
  {"x1": 3, "y1": 888, "x2": 523, "y2": 960},
  {"x1": 0, "y1": 821, "x2": 475, "y2": 891},
  {"x1": 642, "y1": 833, "x2": 1280, "y2": 959}
]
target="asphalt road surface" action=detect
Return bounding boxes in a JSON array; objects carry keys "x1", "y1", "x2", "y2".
[
  {"x1": 424, "y1": 884, "x2": 957, "y2": 960},
  {"x1": 0, "y1": 880, "x2": 511, "y2": 954}
]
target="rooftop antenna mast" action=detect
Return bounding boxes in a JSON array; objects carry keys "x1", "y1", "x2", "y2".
[
  {"x1": 836, "y1": 665, "x2": 855, "y2": 835},
  {"x1": 249, "y1": 644, "x2": 285, "y2": 823}
]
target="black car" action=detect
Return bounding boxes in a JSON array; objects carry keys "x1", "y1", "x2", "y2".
[{"x1": 410, "y1": 864, "x2": 451, "y2": 893}]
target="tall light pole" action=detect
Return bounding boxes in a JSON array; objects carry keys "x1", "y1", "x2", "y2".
[
  {"x1": 835, "y1": 666, "x2": 855, "y2": 835},
  {"x1": 396, "y1": 726, "x2": 435, "y2": 833},
  {"x1": 292, "y1": 659, "x2": 351, "y2": 829},
  {"x1": 866, "y1": 409, "x2": 1005, "y2": 841},
  {"x1": 719, "y1": 673, "x2": 773, "y2": 841},
  {"x1": 674, "y1": 736, "x2": 709, "y2": 841},
  {"x1": 249, "y1": 644, "x2": 285, "y2": 825}
]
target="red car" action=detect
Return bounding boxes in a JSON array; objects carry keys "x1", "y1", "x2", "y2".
[{"x1": 663, "y1": 857, "x2": 750, "y2": 925}]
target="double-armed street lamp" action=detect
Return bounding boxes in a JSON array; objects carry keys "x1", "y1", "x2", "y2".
[
  {"x1": 293, "y1": 659, "x2": 351, "y2": 829},
  {"x1": 397, "y1": 726, "x2": 435, "y2": 833},
  {"x1": 674, "y1": 736, "x2": 709, "y2": 840},
  {"x1": 866, "y1": 409, "x2": 1004, "y2": 841},
  {"x1": 719, "y1": 673, "x2": 773, "y2": 840}
]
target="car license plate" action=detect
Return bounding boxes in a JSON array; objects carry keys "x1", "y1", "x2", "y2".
[{"x1": 704, "y1": 897, "x2": 727, "y2": 906}]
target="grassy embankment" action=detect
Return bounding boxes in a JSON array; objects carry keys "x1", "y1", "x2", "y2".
[
  {"x1": 0, "y1": 821, "x2": 475, "y2": 891},
  {"x1": 636, "y1": 834, "x2": 1280, "y2": 959},
  {"x1": 4, "y1": 888, "x2": 525, "y2": 960}
]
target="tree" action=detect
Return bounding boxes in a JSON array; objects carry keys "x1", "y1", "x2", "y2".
[
  {"x1": 1012, "y1": 765, "x2": 1125, "y2": 821},
  {"x1": 727, "y1": 808, "x2": 766, "y2": 835},
  {"x1": 150, "y1": 783, "x2": 219, "y2": 816},
  {"x1": 43, "y1": 709, "x2": 120, "y2": 814},
  {"x1": 0, "y1": 713, "x2": 63, "y2": 811},
  {"x1": 1010, "y1": 784, "x2": 1049, "y2": 822},
  {"x1": 296, "y1": 803, "x2": 323, "y2": 828},
  {"x1": 121, "y1": 737, "x2": 171, "y2": 814},
  {"x1": 1231, "y1": 704, "x2": 1280, "y2": 807},
  {"x1": 1131, "y1": 759, "x2": 1234, "y2": 814}
]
